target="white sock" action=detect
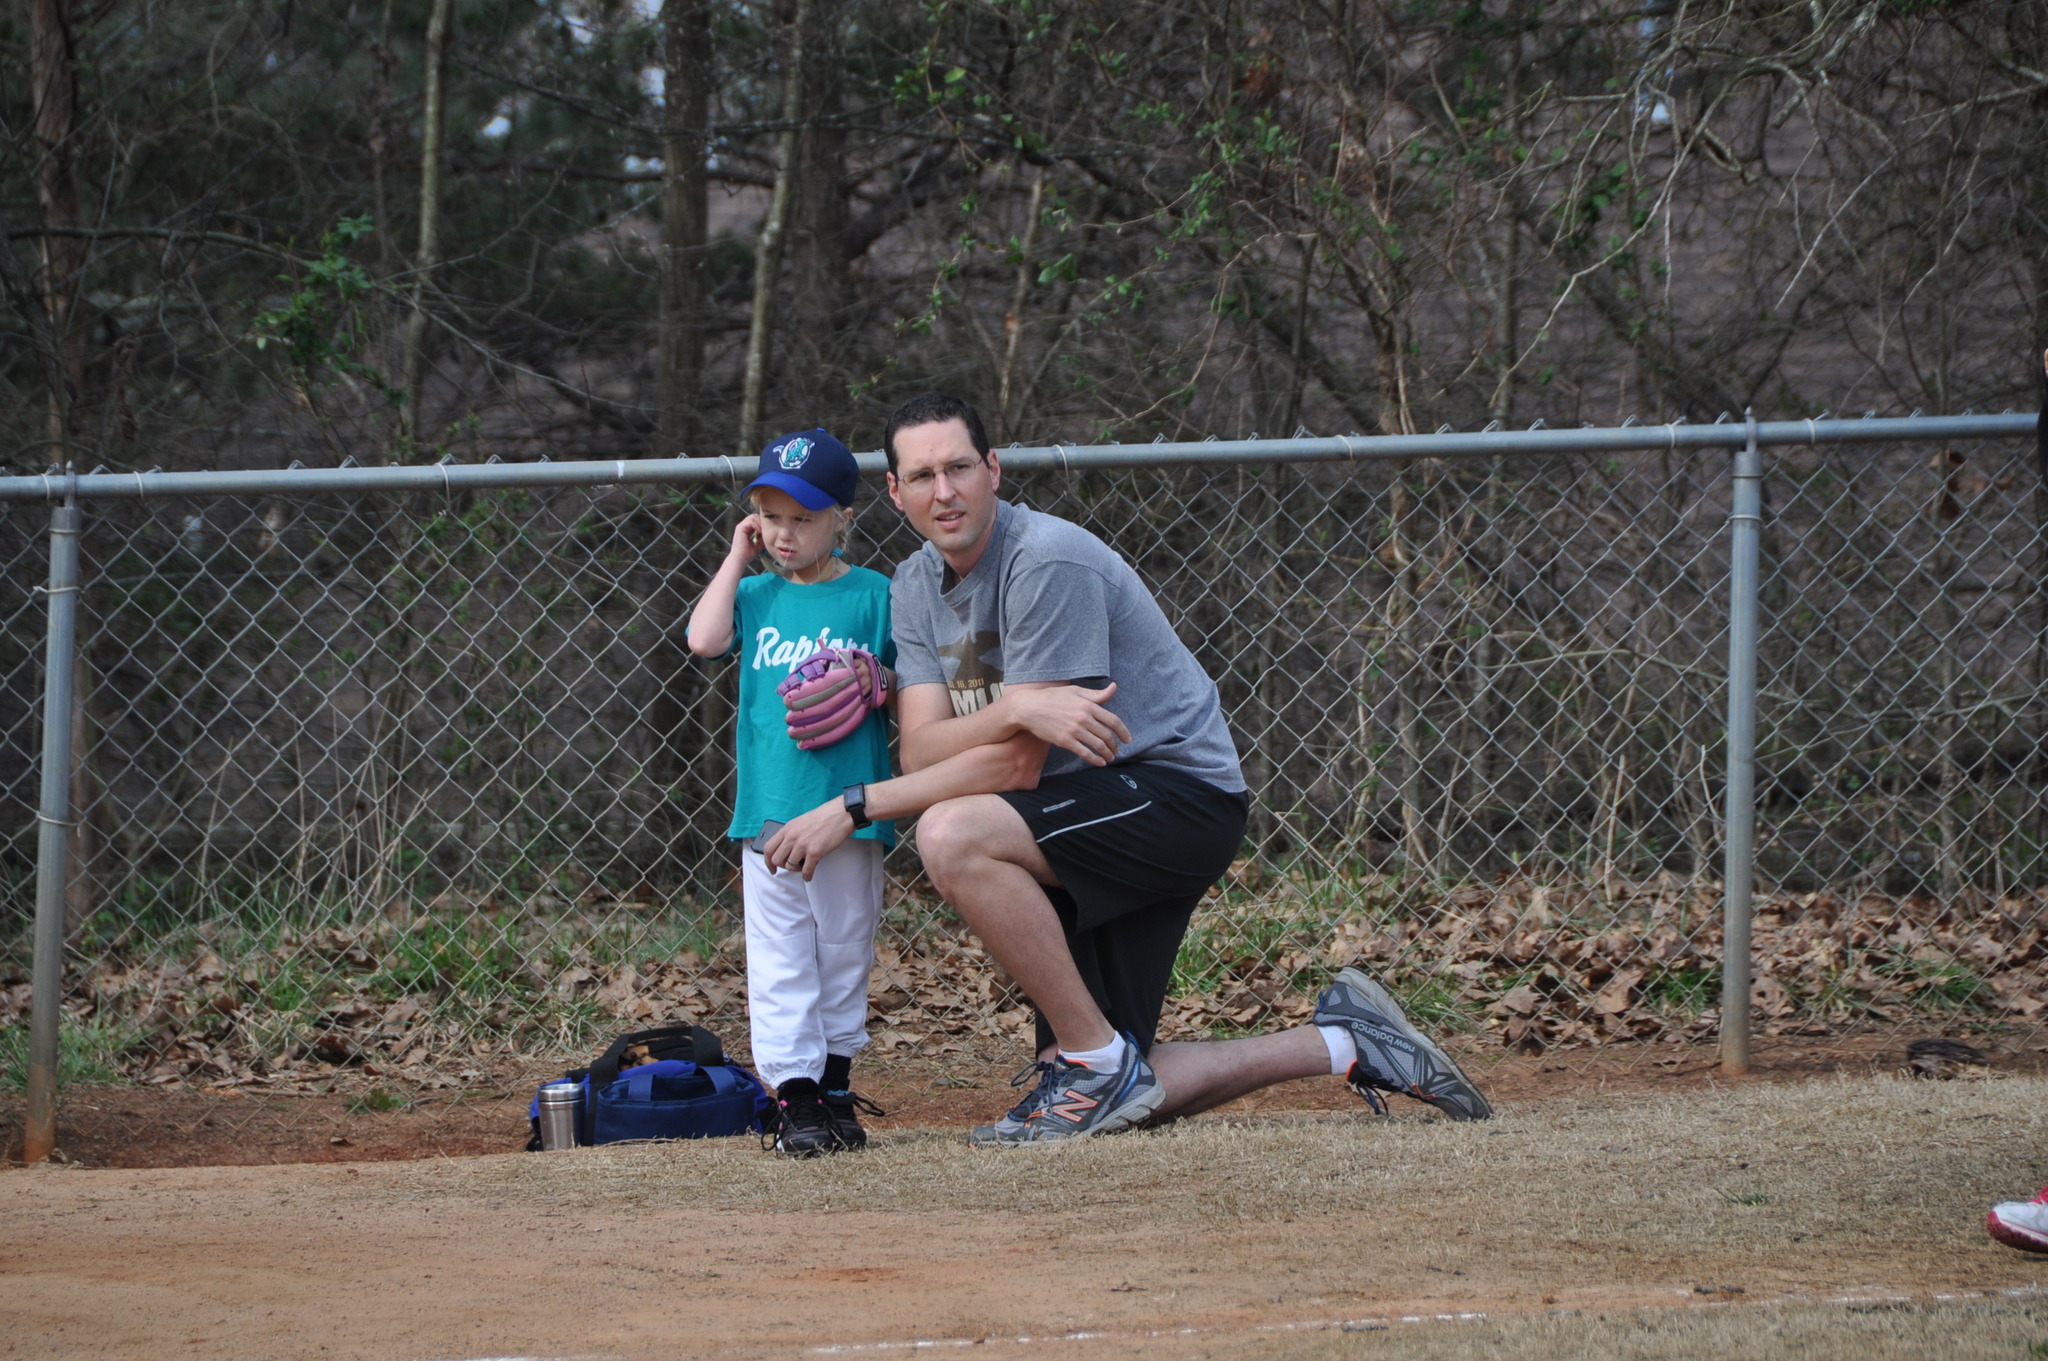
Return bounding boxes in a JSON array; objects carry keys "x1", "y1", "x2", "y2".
[
  {"x1": 1059, "y1": 1033, "x2": 1130, "y2": 1070},
  {"x1": 1319, "y1": 1025, "x2": 1357, "y2": 1076}
]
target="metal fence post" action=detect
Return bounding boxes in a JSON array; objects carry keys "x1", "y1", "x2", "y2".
[
  {"x1": 23, "y1": 493, "x2": 82, "y2": 1164},
  {"x1": 1719, "y1": 412, "x2": 1762, "y2": 1075}
]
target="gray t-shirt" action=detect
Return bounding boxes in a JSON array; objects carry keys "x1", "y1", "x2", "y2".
[{"x1": 891, "y1": 500, "x2": 1245, "y2": 792}]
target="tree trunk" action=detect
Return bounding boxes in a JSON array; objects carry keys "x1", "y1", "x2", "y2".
[
  {"x1": 995, "y1": 170, "x2": 1047, "y2": 443},
  {"x1": 735, "y1": 0, "x2": 814, "y2": 459},
  {"x1": 784, "y1": 0, "x2": 846, "y2": 413},
  {"x1": 401, "y1": 0, "x2": 454, "y2": 458},
  {"x1": 1487, "y1": 0, "x2": 1525, "y2": 425},
  {"x1": 1279, "y1": 234, "x2": 1313, "y2": 437},
  {"x1": 370, "y1": 0, "x2": 398, "y2": 277},
  {"x1": 29, "y1": 0, "x2": 84, "y2": 467},
  {"x1": 657, "y1": 0, "x2": 712, "y2": 456}
]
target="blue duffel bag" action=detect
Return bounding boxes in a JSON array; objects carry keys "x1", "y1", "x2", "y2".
[{"x1": 526, "y1": 1024, "x2": 770, "y2": 1148}]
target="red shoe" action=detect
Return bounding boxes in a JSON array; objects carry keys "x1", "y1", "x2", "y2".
[{"x1": 1987, "y1": 1186, "x2": 2048, "y2": 1254}]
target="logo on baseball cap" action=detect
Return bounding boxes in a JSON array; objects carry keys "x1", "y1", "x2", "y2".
[{"x1": 746, "y1": 428, "x2": 859, "y2": 509}]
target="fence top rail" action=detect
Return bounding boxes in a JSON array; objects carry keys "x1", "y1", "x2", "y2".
[{"x1": 0, "y1": 412, "x2": 2034, "y2": 503}]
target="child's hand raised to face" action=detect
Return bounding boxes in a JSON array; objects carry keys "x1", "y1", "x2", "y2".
[{"x1": 730, "y1": 513, "x2": 765, "y2": 563}]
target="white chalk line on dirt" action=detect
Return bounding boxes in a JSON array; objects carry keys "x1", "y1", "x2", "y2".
[
  {"x1": 804, "y1": 1281, "x2": 2048, "y2": 1355},
  {"x1": 411, "y1": 1354, "x2": 614, "y2": 1361},
  {"x1": 1822, "y1": 1282, "x2": 2046, "y2": 1306},
  {"x1": 399, "y1": 1284, "x2": 2048, "y2": 1360},
  {"x1": 808, "y1": 1313, "x2": 1483, "y2": 1354}
]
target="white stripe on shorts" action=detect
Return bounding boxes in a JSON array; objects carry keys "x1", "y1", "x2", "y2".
[{"x1": 1035, "y1": 800, "x2": 1154, "y2": 842}]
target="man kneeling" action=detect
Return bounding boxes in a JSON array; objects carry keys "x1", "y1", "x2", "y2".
[{"x1": 763, "y1": 393, "x2": 1490, "y2": 1141}]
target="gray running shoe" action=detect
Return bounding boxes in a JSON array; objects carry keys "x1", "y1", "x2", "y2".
[
  {"x1": 969, "y1": 1039, "x2": 1166, "y2": 1146},
  {"x1": 968, "y1": 1059, "x2": 1055, "y2": 1148},
  {"x1": 1315, "y1": 967, "x2": 1493, "y2": 1121}
]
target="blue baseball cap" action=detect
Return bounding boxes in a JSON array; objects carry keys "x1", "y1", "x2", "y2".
[{"x1": 745, "y1": 429, "x2": 859, "y2": 510}]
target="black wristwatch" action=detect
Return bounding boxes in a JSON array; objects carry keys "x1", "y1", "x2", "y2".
[{"x1": 843, "y1": 783, "x2": 871, "y2": 830}]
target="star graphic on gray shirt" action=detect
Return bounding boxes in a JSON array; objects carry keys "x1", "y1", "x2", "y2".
[{"x1": 936, "y1": 630, "x2": 1004, "y2": 711}]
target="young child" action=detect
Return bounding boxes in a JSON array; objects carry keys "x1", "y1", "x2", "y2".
[{"x1": 685, "y1": 429, "x2": 894, "y2": 1157}]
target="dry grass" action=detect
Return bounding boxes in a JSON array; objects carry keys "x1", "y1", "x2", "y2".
[
  {"x1": 13, "y1": 1074, "x2": 2048, "y2": 1360},
  {"x1": 1113, "y1": 1299, "x2": 2048, "y2": 1361},
  {"x1": 358, "y1": 1072, "x2": 2048, "y2": 1358},
  {"x1": 403, "y1": 1073, "x2": 2048, "y2": 1241}
]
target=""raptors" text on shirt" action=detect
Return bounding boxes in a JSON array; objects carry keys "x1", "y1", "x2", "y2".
[{"x1": 751, "y1": 626, "x2": 870, "y2": 672}]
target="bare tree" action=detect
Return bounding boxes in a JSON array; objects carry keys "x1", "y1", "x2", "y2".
[
  {"x1": 26, "y1": 0, "x2": 82, "y2": 465},
  {"x1": 736, "y1": 0, "x2": 814, "y2": 458},
  {"x1": 657, "y1": 0, "x2": 714, "y2": 456},
  {"x1": 400, "y1": 0, "x2": 455, "y2": 457},
  {"x1": 2, "y1": 0, "x2": 2042, "y2": 470}
]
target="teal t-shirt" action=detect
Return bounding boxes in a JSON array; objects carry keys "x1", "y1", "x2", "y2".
[{"x1": 724, "y1": 566, "x2": 896, "y2": 846}]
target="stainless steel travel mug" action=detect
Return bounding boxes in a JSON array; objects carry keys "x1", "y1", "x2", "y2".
[{"x1": 538, "y1": 1081, "x2": 582, "y2": 1150}]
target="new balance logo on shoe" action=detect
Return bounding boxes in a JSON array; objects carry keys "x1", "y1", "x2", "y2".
[{"x1": 1045, "y1": 1091, "x2": 1100, "y2": 1123}]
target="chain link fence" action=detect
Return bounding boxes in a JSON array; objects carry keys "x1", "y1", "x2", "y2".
[
  {"x1": 1751, "y1": 437, "x2": 2048, "y2": 1038},
  {"x1": 2, "y1": 417, "x2": 2043, "y2": 1152}
]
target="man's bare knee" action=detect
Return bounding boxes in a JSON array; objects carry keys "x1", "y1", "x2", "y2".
[
  {"x1": 914, "y1": 795, "x2": 1053, "y2": 893},
  {"x1": 914, "y1": 799, "x2": 981, "y2": 888}
]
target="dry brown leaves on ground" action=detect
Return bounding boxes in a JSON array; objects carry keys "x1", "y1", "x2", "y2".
[
  {"x1": 3, "y1": 879, "x2": 2042, "y2": 1089},
  {"x1": 1312, "y1": 878, "x2": 2048, "y2": 1054}
]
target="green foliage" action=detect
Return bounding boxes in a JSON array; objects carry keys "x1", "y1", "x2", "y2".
[
  {"x1": 345, "y1": 1086, "x2": 411, "y2": 1114},
  {"x1": 1875, "y1": 959, "x2": 1991, "y2": 1009},
  {"x1": 367, "y1": 916, "x2": 525, "y2": 1000},
  {"x1": 1397, "y1": 975, "x2": 1479, "y2": 1033},
  {"x1": 1035, "y1": 252, "x2": 1079, "y2": 285},
  {"x1": 1570, "y1": 167, "x2": 1631, "y2": 234},
  {"x1": 1643, "y1": 965, "x2": 1719, "y2": 1013},
  {"x1": 252, "y1": 217, "x2": 398, "y2": 402},
  {"x1": 0, "y1": 1014, "x2": 139, "y2": 1091}
]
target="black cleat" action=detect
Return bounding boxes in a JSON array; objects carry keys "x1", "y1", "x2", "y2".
[
  {"x1": 821, "y1": 1089, "x2": 885, "y2": 1150},
  {"x1": 769, "y1": 1078, "x2": 843, "y2": 1157}
]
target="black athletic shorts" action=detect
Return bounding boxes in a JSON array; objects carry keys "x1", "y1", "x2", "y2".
[{"x1": 998, "y1": 763, "x2": 1250, "y2": 1054}]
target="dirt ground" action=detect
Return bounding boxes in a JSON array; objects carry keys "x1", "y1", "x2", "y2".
[
  {"x1": 8, "y1": 1031, "x2": 2041, "y2": 1170},
  {"x1": 7, "y1": 1050, "x2": 2048, "y2": 1359}
]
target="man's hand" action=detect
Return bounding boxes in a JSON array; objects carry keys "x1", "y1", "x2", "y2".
[
  {"x1": 759, "y1": 799, "x2": 855, "y2": 881},
  {"x1": 1007, "y1": 682, "x2": 1131, "y2": 767}
]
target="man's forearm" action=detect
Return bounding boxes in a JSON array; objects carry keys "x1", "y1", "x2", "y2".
[
  {"x1": 898, "y1": 694, "x2": 1026, "y2": 772},
  {"x1": 760, "y1": 732, "x2": 1047, "y2": 880},
  {"x1": 867, "y1": 734, "x2": 1042, "y2": 820}
]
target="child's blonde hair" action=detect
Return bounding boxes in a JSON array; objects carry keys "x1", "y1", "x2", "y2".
[{"x1": 745, "y1": 487, "x2": 853, "y2": 578}]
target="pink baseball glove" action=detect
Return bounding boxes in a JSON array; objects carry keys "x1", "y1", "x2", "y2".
[{"x1": 776, "y1": 646, "x2": 891, "y2": 750}]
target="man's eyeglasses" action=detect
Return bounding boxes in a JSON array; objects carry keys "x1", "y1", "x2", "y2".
[{"x1": 895, "y1": 457, "x2": 986, "y2": 492}]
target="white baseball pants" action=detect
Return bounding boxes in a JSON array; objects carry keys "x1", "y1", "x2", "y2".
[{"x1": 740, "y1": 838, "x2": 883, "y2": 1089}]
